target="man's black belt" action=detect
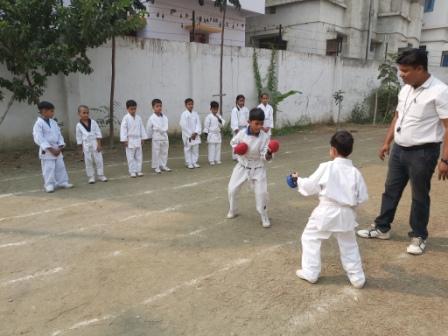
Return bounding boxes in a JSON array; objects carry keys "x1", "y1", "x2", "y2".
[{"x1": 397, "y1": 142, "x2": 441, "y2": 151}]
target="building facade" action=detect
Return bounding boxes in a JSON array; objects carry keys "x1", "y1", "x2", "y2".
[
  {"x1": 421, "y1": 0, "x2": 448, "y2": 67},
  {"x1": 246, "y1": 0, "x2": 424, "y2": 61},
  {"x1": 137, "y1": 0, "x2": 265, "y2": 47}
]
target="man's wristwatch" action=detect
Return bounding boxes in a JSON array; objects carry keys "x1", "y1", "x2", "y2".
[{"x1": 441, "y1": 158, "x2": 448, "y2": 165}]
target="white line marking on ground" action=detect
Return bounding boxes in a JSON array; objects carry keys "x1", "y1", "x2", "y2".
[
  {"x1": 0, "y1": 200, "x2": 103, "y2": 223},
  {"x1": 0, "y1": 240, "x2": 28, "y2": 248},
  {"x1": 69, "y1": 315, "x2": 116, "y2": 329},
  {"x1": 0, "y1": 189, "x2": 41, "y2": 198},
  {"x1": 1, "y1": 267, "x2": 63, "y2": 287}
]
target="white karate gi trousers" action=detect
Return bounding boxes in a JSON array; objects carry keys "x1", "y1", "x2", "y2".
[
  {"x1": 126, "y1": 147, "x2": 143, "y2": 174},
  {"x1": 41, "y1": 156, "x2": 69, "y2": 189},
  {"x1": 84, "y1": 148, "x2": 104, "y2": 177},
  {"x1": 228, "y1": 163, "x2": 268, "y2": 217},
  {"x1": 184, "y1": 144, "x2": 199, "y2": 166},
  {"x1": 208, "y1": 143, "x2": 221, "y2": 163},
  {"x1": 301, "y1": 227, "x2": 365, "y2": 283},
  {"x1": 152, "y1": 140, "x2": 169, "y2": 169}
]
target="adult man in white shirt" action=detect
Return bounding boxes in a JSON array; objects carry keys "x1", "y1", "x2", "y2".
[{"x1": 358, "y1": 49, "x2": 448, "y2": 255}]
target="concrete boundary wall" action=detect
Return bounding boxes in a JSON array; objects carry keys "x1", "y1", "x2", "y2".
[{"x1": 1, "y1": 37, "x2": 448, "y2": 150}]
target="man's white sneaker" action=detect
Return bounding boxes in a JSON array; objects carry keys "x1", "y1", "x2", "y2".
[
  {"x1": 210, "y1": 161, "x2": 215, "y2": 166},
  {"x1": 226, "y1": 211, "x2": 237, "y2": 219},
  {"x1": 194, "y1": 163, "x2": 201, "y2": 168},
  {"x1": 407, "y1": 237, "x2": 426, "y2": 255},
  {"x1": 357, "y1": 225, "x2": 391, "y2": 240},
  {"x1": 130, "y1": 173, "x2": 137, "y2": 178},
  {"x1": 88, "y1": 177, "x2": 96, "y2": 184},
  {"x1": 60, "y1": 183, "x2": 74, "y2": 189},
  {"x1": 155, "y1": 168, "x2": 162, "y2": 174},
  {"x1": 187, "y1": 164, "x2": 195, "y2": 169},
  {"x1": 45, "y1": 185, "x2": 55, "y2": 193},
  {"x1": 162, "y1": 166, "x2": 172, "y2": 172},
  {"x1": 261, "y1": 214, "x2": 271, "y2": 228},
  {"x1": 98, "y1": 175, "x2": 108, "y2": 182},
  {"x1": 137, "y1": 172, "x2": 144, "y2": 177},
  {"x1": 295, "y1": 269, "x2": 318, "y2": 284}
]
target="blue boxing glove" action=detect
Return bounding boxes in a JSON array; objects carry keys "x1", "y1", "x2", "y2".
[{"x1": 286, "y1": 174, "x2": 298, "y2": 189}]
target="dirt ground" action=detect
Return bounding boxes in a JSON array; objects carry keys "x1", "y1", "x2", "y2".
[{"x1": 0, "y1": 125, "x2": 447, "y2": 336}]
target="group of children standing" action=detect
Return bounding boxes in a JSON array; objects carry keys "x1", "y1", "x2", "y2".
[{"x1": 32, "y1": 93, "x2": 275, "y2": 189}]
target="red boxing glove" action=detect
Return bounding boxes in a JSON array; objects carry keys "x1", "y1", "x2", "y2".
[
  {"x1": 268, "y1": 139, "x2": 280, "y2": 153},
  {"x1": 234, "y1": 142, "x2": 249, "y2": 155}
]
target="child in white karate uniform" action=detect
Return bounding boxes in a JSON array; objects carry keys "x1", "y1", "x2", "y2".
[
  {"x1": 179, "y1": 98, "x2": 202, "y2": 169},
  {"x1": 32, "y1": 101, "x2": 73, "y2": 193},
  {"x1": 257, "y1": 93, "x2": 274, "y2": 136},
  {"x1": 227, "y1": 108, "x2": 275, "y2": 228},
  {"x1": 292, "y1": 131, "x2": 368, "y2": 288},
  {"x1": 230, "y1": 95, "x2": 249, "y2": 160},
  {"x1": 146, "y1": 98, "x2": 171, "y2": 174},
  {"x1": 203, "y1": 101, "x2": 225, "y2": 165},
  {"x1": 76, "y1": 105, "x2": 108, "y2": 184},
  {"x1": 120, "y1": 99, "x2": 148, "y2": 177}
]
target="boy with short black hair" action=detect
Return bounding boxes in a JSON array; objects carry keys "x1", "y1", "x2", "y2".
[
  {"x1": 227, "y1": 107, "x2": 279, "y2": 228},
  {"x1": 203, "y1": 101, "x2": 225, "y2": 165},
  {"x1": 291, "y1": 130, "x2": 368, "y2": 288},
  {"x1": 32, "y1": 101, "x2": 73, "y2": 193},
  {"x1": 76, "y1": 105, "x2": 108, "y2": 184},
  {"x1": 179, "y1": 98, "x2": 202, "y2": 169},
  {"x1": 120, "y1": 99, "x2": 148, "y2": 177},
  {"x1": 147, "y1": 98, "x2": 171, "y2": 174}
]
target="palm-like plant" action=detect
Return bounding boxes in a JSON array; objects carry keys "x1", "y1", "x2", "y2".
[{"x1": 253, "y1": 48, "x2": 301, "y2": 126}]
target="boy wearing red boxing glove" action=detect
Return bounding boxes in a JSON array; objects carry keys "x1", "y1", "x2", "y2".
[{"x1": 227, "y1": 107, "x2": 280, "y2": 228}]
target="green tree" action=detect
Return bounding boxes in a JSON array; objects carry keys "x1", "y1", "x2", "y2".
[
  {"x1": 0, "y1": 0, "x2": 93, "y2": 125},
  {"x1": 66, "y1": 0, "x2": 146, "y2": 147},
  {"x1": 0, "y1": 0, "x2": 146, "y2": 144},
  {"x1": 332, "y1": 90, "x2": 344, "y2": 129},
  {"x1": 377, "y1": 52, "x2": 400, "y2": 122},
  {"x1": 253, "y1": 48, "x2": 301, "y2": 125}
]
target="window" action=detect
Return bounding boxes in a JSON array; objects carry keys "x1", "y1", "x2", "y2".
[
  {"x1": 190, "y1": 32, "x2": 209, "y2": 44},
  {"x1": 268, "y1": 6, "x2": 276, "y2": 14},
  {"x1": 424, "y1": 0, "x2": 435, "y2": 12},
  {"x1": 419, "y1": 45, "x2": 427, "y2": 51},
  {"x1": 441, "y1": 51, "x2": 448, "y2": 67},
  {"x1": 256, "y1": 36, "x2": 287, "y2": 50},
  {"x1": 326, "y1": 37, "x2": 343, "y2": 56}
]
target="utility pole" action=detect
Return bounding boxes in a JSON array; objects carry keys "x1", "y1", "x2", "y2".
[
  {"x1": 365, "y1": 0, "x2": 373, "y2": 61},
  {"x1": 192, "y1": 10, "x2": 196, "y2": 42}
]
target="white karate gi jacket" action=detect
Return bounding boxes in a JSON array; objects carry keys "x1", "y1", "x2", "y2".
[
  {"x1": 230, "y1": 106, "x2": 249, "y2": 131},
  {"x1": 76, "y1": 119, "x2": 102, "y2": 151},
  {"x1": 231, "y1": 127, "x2": 270, "y2": 168},
  {"x1": 257, "y1": 103, "x2": 274, "y2": 130},
  {"x1": 146, "y1": 113, "x2": 169, "y2": 141},
  {"x1": 32, "y1": 117, "x2": 65, "y2": 160},
  {"x1": 120, "y1": 114, "x2": 148, "y2": 148},
  {"x1": 179, "y1": 109, "x2": 202, "y2": 146},
  {"x1": 204, "y1": 113, "x2": 225, "y2": 143},
  {"x1": 297, "y1": 158, "x2": 368, "y2": 232}
]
